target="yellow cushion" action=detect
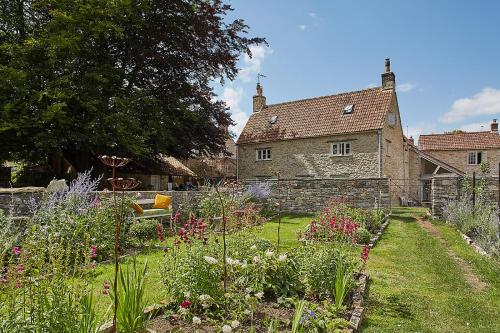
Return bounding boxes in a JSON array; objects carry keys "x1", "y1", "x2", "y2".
[
  {"x1": 152, "y1": 194, "x2": 172, "y2": 209},
  {"x1": 131, "y1": 202, "x2": 144, "y2": 214}
]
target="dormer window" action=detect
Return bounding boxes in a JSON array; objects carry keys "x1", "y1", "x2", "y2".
[{"x1": 343, "y1": 105, "x2": 354, "y2": 114}]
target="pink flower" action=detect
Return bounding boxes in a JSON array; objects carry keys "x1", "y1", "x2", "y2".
[
  {"x1": 103, "y1": 281, "x2": 111, "y2": 294},
  {"x1": 91, "y1": 195, "x2": 101, "y2": 207},
  {"x1": 15, "y1": 280, "x2": 22, "y2": 289},
  {"x1": 15, "y1": 264, "x2": 24, "y2": 273},
  {"x1": 361, "y1": 245, "x2": 370, "y2": 262},
  {"x1": 180, "y1": 300, "x2": 192, "y2": 309},
  {"x1": 90, "y1": 245, "x2": 97, "y2": 259},
  {"x1": 12, "y1": 246, "x2": 21, "y2": 256},
  {"x1": 156, "y1": 223, "x2": 165, "y2": 242},
  {"x1": 1, "y1": 274, "x2": 8, "y2": 285}
]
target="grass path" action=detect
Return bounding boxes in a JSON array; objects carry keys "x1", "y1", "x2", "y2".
[{"x1": 362, "y1": 207, "x2": 500, "y2": 333}]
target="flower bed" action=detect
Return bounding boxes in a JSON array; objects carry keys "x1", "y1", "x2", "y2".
[{"x1": 297, "y1": 197, "x2": 388, "y2": 247}]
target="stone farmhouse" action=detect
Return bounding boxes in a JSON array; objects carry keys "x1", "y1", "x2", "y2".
[
  {"x1": 419, "y1": 122, "x2": 500, "y2": 176},
  {"x1": 237, "y1": 59, "x2": 409, "y2": 204},
  {"x1": 236, "y1": 59, "x2": 497, "y2": 208}
]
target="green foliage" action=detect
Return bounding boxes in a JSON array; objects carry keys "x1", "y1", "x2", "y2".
[
  {"x1": 110, "y1": 258, "x2": 149, "y2": 333},
  {"x1": 356, "y1": 227, "x2": 371, "y2": 245},
  {"x1": 295, "y1": 244, "x2": 356, "y2": 300},
  {"x1": 0, "y1": 0, "x2": 265, "y2": 168},
  {"x1": 128, "y1": 220, "x2": 160, "y2": 243},
  {"x1": 333, "y1": 256, "x2": 354, "y2": 307}
]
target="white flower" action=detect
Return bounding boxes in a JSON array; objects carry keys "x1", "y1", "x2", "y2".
[
  {"x1": 250, "y1": 245, "x2": 257, "y2": 250},
  {"x1": 199, "y1": 294, "x2": 211, "y2": 302},
  {"x1": 255, "y1": 291, "x2": 264, "y2": 299},
  {"x1": 245, "y1": 287, "x2": 252, "y2": 294},
  {"x1": 227, "y1": 257, "x2": 241, "y2": 266},
  {"x1": 278, "y1": 254, "x2": 287, "y2": 262},
  {"x1": 222, "y1": 324, "x2": 233, "y2": 333},
  {"x1": 265, "y1": 249, "x2": 274, "y2": 258},
  {"x1": 252, "y1": 255, "x2": 261, "y2": 264},
  {"x1": 202, "y1": 302, "x2": 210, "y2": 309},
  {"x1": 184, "y1": 291, "x2": 191, "y2": 299},
  {"x1": 231, "y1": 320, "x2": 240, "y2": 329},
  {"x1": 204, "y1": 256, "x2": 218, "y2": 265},
  {"x1": 178, "y1": 306, "x2": 189, "y2": 315},
  {"x1": 244, "y1": 309, "x2": 252, "y2": 316},
  {"x1": 192, "y1": 316, "x2": 202, "y2": 325}
]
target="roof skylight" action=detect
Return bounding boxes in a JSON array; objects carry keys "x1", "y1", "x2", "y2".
[
  {"x1": 343, "y1": 105, "x2": 354, "y2": 114},
  {"x1": 269, "y1": 115, "x2": 278, "y2": 124}
]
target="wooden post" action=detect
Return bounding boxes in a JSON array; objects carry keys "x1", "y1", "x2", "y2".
[
  {"x1": 472, "y1": 171, "x2": 476, "y2": 216},
  {"x1": 498, "y1": 163, "x2": 500, "y2": 215}
]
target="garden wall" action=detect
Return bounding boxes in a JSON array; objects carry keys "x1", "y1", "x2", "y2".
[
  {"x1": 1, "y1": 177, "x2": 391, "y2": 217},
  {"x1": 0, "y1": 188, "x2": 206, "y2": 217},
  {"x1": 245, "y1": 177, "x2": 391, "y2": 213},
  {"x1": 431, "y1": 174, "x2": 499, "y2": 217}
]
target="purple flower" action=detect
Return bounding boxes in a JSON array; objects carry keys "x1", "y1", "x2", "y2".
[
  {"x1": 91, "y1": 195, "x2": 101, "y2": 207},
  {"x1": 12, "y1": 246, "x2": 21, "y2": 256}
]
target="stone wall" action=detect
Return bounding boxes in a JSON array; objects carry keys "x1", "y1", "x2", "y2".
[
  {"x1": 237, "y1": 132, "x2": 380, "y2": 180},
  {"x1": 1, "y1": 178, "x2": 391, "y2": 217},
  {"x1": 0, "y1": 188, "x2": 206, "y2": 217},
  {"x1": 431, "y1": 174, "x2": 499, "y2": 217},
  {"x1": 245, "y1": 177, "x2": 390, "y2": 212}
]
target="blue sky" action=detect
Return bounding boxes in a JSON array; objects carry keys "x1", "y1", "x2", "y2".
[{"x1": 218, "y1": 0, "x2": 500, "y2": 143}]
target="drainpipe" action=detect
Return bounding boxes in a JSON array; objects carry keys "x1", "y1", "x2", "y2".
[{"x1": 377, "y1": 130, "x2": 382, "y2": 177}]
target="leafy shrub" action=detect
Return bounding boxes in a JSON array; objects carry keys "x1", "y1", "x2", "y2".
[
  {"x1": 111, "y1": 258, "x2": 149, "y2": 333},
  {"x1": 294, "y1": 244, "x2": 356, "y2": 300},
  {"x1": 356, "y1": 227, "x2": 371, "y2": 245},
  {"x1": 129, "y1": 220, "x2": 160, "y2": 242}
]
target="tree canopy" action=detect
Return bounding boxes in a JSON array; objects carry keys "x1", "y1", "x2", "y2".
[{"x1": 0, "y1": 0, "x2": 265, "y2": 172}]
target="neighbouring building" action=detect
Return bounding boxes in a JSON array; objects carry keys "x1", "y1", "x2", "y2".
[
  {"x1": 419, "y1": 121, "x2": 500, "y2": 176},
  {"x1": 182, "y1": 136, "x2": 237, "y2": 184},
  {"x1": 237, "y1": 59, "x2": 407, "y2": 204}
]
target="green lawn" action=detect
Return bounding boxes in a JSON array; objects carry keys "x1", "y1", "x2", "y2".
[
  {"x1": 89, "y1": 213, "x2": 314, "y2": 321},
  {"x1": 362, "y1": 207, "x2": 500, "y2": 333}
]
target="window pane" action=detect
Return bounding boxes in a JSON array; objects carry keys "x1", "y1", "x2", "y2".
[
  {"x1": 468, "y1": 152, "x2": 476, "y2": 164},
  {"x1": 258, "y1": 150, "x2": 262, "y2": 160},
  {"x1": 267, "y1": 149, "x2": 271, "y2": 159},
  {"x1": 340, "y1": 143, "x2": 345, "y2": 155},
  {"x1": 332, "y1": 144, "x2": 338, "y2": 155},
  {"x1": 345, "y1": 143, "x2": 351, "y2": 155},
  {"x1": 478, "y1": 152, "x2": 482, "y2": 164}
]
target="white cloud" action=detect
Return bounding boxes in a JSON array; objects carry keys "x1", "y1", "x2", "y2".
[
  {"x1": 238, "y1": 45, "x2": 273, "y2": 83},
  {"x1": 397, "y1": 83, "x2": 416, "y2": 93},
  {"x1": 308, "y1": 12, "x2": 317, "y2": 18},
  {"x1": 221, "y1": 86, "x2": 248, "y2": 135},
  {"x1": 298, "y1": 24, "x2": 307, "y2": 31},
  {"x1": 441, "y1": 87, "x2": 500, "y2": 123},
  {"x1": 459, "y1": 121, "x2": 490, "y2": 132},
  {"x1": 406, "y1": 124, "x2": 436, "y2": 145}
]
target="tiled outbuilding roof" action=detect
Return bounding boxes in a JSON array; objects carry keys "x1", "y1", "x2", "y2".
[
  {"x1": 419, "y1": 131, "x2": 500, "y2": 151},
  {"x1": 237, "y1": 87, "x2": 394, "y2": 144}
]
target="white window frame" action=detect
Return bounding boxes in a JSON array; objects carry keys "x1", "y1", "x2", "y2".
[
  {"x1": 467, "y1": 151, "x2": 486, "y2": 165},
  {"x1": 331, "y1": 142, "x2": 352, "y2": 157},
  {"x1": 256, "y1": 148, "x2": 272, "y2": 161}
]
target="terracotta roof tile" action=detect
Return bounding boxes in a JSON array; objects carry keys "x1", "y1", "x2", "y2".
[
  {"x1": 237, "y1": 87, "x2": 394, "y2": 144},
  {"x1": 419, "y1": 131, "x2": 500, "y2": 151}
]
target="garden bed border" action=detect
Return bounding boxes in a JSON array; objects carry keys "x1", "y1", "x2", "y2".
[{"x1": 460, "y1": 232, "x2": 489, "y2": 257}]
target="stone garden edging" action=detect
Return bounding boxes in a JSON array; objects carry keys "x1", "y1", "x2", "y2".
[
  {"x1": 367, "y1": 214, "x2": 390, "y2": 249},
  {"x1": 460, "y1": 232, "x2": 489, "y2": 257}
]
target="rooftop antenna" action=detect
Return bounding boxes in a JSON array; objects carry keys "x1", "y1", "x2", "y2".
[{"x1": 257, "y1": 73, "x2": 266, "y2": 84}]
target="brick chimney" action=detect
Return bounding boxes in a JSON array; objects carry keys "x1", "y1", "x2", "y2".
[
  {"x1": 491, "y1": 119, "x2": 498, "y2": 133},
  {"x1": 381, "y1": 58, "x2": 396, "y2": 90},
  {"x1": 253, "y1": 83, "x2": 266, "y2": 113}
]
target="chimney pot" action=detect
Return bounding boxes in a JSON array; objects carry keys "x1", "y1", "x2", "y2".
[
  {"x1": 253, "y1": 83, "x2": 266, "y2": 113},
  {"x1": 381, "y1": 58, "x2": 396, "y2": 90},
  {"x1": 491, "y1": 119, "x2": 498, "y2": 133}
]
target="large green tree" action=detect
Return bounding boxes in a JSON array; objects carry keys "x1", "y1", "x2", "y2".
[{"x1": 0, "y1": 0, "x2": 264, "y2": 172}]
